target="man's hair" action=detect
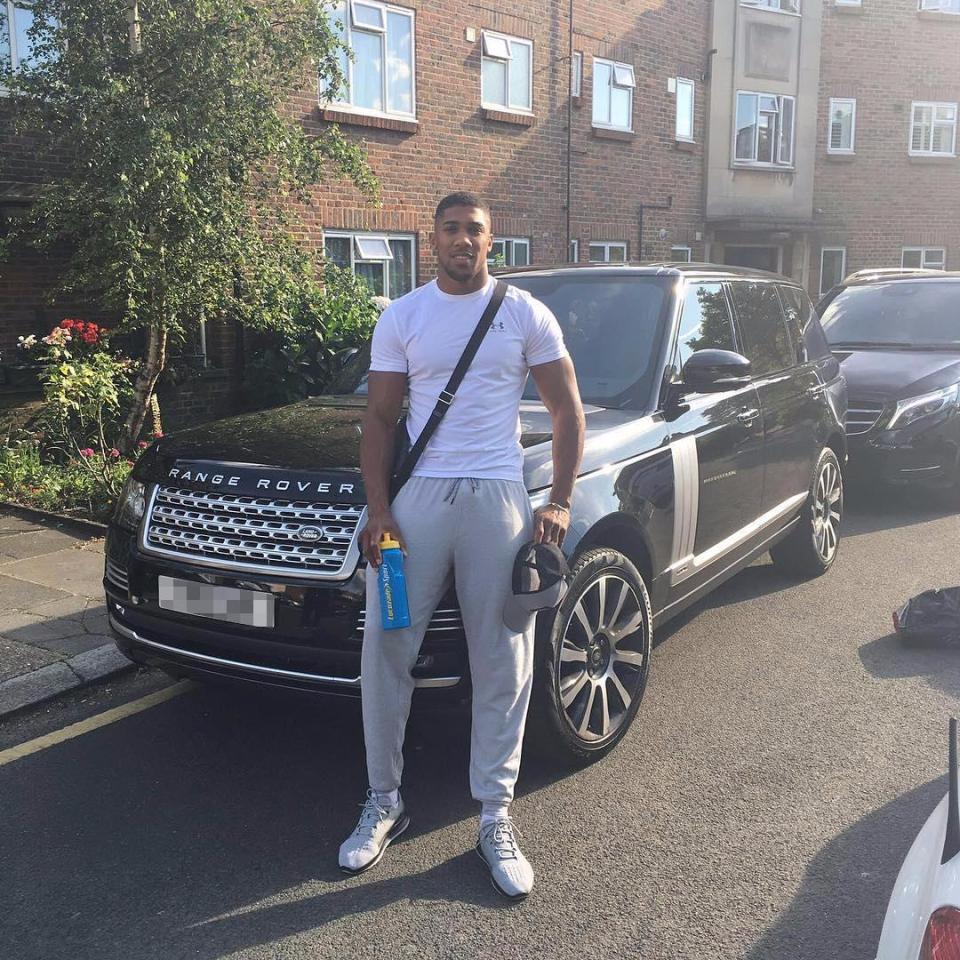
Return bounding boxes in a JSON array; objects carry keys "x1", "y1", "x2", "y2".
[{"x1": 434, "y1": 191, "x2": 491, "y2": 223}]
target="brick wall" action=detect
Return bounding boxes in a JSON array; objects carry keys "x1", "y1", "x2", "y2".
[{"x1": 814, "y1": 1, "x2": 960, "y2": 293}]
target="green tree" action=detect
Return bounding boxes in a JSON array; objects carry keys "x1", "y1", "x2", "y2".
[{"x1": 0, "y1": 0, "x2": 377, "y2": 450}]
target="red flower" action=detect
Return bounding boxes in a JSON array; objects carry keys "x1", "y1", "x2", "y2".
[
  {"x1": 137, "y1": 441, "x2": 149, "y2": 449},
  {"x1": 82, "y1": 331, "x2": 98, "y2": 344},
  {"x1": 61, "y1": 319, "x2": 75, "y2": 329}
]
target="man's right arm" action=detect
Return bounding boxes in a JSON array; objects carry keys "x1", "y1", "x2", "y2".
[{"x1": 359, "y1": 370, "x2": 408, "y2": 567}]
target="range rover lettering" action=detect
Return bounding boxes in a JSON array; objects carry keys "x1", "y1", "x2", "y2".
[{"x1": 106, "y1": 264, "x2": 847, "y2": 762}]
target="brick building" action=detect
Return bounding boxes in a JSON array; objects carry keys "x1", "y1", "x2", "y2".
[{"x1": 1, "y1": 1, "x2": 958, "y2": 424}]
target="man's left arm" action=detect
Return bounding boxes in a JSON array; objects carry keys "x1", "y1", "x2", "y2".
[{"x1": 529, "y1": 356, "x2": 585, "y2": 546}]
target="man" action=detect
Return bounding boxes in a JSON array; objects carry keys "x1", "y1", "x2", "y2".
[{"x1": 339, "y1": 191, "x2": 585, "y2": 899}]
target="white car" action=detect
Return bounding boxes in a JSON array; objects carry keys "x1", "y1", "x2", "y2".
[{"x1": 876, "y1": 719, "x2": 960, "y2": 959}]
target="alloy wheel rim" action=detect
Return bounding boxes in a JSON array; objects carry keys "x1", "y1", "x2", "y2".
[
  {"x1": 812, "y1": 460, "x2": 842, "y2": 563},
  {"x1": 557, "y1": 573, "x2": 648, "y2": 743}
]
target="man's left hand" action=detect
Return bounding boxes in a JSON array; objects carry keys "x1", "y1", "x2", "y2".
[{"x1": 533, "y1": 505, "x2": 569, "y2": 546}]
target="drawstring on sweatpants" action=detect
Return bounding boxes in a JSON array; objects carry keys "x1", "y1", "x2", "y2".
[{"x1": 443, "y1": 477, "x2": 480, "y2": 504}]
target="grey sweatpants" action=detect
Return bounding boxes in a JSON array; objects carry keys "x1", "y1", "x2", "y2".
[{"x1": 361, "y1": 476, "x2": 534, "y2": 804}]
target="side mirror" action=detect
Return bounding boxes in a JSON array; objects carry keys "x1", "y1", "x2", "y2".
[{"x1": 680, "y1": 349, "x2": 752, "y2": 394}]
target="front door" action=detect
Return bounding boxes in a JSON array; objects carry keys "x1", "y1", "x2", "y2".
[
  {"x1": 724, "y1": 245, "x2": 782, "y2": 274},
  {"x1": 664, "y1": 281, "x2": 765, "y2": 593}
]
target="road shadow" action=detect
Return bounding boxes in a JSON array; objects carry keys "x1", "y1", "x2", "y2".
[
  {"x1": 745, "y1": 776, "x2": 946, "y2": 960},
  {"x1": 860, "y1": 631, "x2": 960, "y2": 701},
  {"x1": 0, "y1": 683, "x2": 579, "y2": 960},
  {"x1": 843, "y1": 479, "x2": 960, "y2": 540}
]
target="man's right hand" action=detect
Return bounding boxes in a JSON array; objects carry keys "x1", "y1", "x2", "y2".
[{"x1": 359, "y1": 510, "x2": 407, "y2": 568}]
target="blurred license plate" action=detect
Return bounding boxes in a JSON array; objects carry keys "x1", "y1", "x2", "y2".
[{"x1": 158, "y1": 576, "x2": 275, "y2": 628}]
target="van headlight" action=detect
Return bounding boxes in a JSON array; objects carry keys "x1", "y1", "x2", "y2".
[
  {"x1": 887, "y1": 384, "x2": 960, "y2": 430},
  {"x1": 114, "y1": 477, "x2": 146, "y2": 531}
]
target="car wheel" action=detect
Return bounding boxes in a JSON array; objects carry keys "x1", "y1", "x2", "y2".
[
  {"x1": 528, "y1": 548, "x2": 652, "y2": 766},
  {"x1": 770, "y1": 447, "x2": 843, "y2": 578}
]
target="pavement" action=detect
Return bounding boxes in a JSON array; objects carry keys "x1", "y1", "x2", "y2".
[{"x1": 0, "y1": 507, "x2": 133, "y2": 719}]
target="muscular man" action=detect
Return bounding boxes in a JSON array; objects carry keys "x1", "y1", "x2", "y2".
[{"x1": 339, "y1": 192, "x2": 584, "y2": 900}]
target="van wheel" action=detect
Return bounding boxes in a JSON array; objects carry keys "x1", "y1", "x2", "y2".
[
  {"x1": 528, "y1": 548, "x2": 652, "y2": 766},
  {"x1": 770, "y1": 448, "x2": 843, "y2": 578}
]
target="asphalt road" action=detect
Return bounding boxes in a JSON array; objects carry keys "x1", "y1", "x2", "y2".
[{"x1": 3, "y1": 482, "x2": 960, "y2": 960}]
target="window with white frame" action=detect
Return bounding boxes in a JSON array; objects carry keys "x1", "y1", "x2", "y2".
[
  {"x1": 325, "y1": 2, "x2": 415, "y2": 118},
  {"x1": 828, "y1": 98, "x2": 856, "y2": 153},
  {"x1": 740, "y1": 0, "x2": 801, "y2": 12},
  {"x1": 902, "y1": 247, "x2": 947, "y2": 270},
  {"x1": 489, "y1": 237, "x2": 530, "y2": 267},
  {"x1": 324, "y1": 232, "x2": 416, "y2": 298},
  {"x1": 735, "y1": 91, "x2": 795, "y2": 166},
  {"x1": 910, "y1": 102, "x2": 957, "y2": 156},
  {"x1": 920, "y1": 1, "x2": 960, "y2": 13},
  {"x1": 592, "y1": 58, "x2": 635, "y2": 132},
  {"x1": 819, "y1": 247, "x2": 847, "y2": 295},
  {"x1": 675, "y1": 78, "x2": 695, "y2": 141},
  {"x1": 671, "y1": 245, "x2": 693, "y2": 263},
  {"x1": 569, "y1": 239, "x2": 579, "y2": 262},
  {"x1": 588, "y1": 241, "x2": 627, "y2": 263},
  {"x1": 834, "y1": 0, "x2": 861, "y2": 5},
  {"x1": 570, "y1": 51, "x2": 582, "y2": 98},
  {"x1": 1, "y1": 0, "x2": 53, "y2": 72},
  {"x1": 481, "y1": 31, "x2": 532, "y2": 113}
]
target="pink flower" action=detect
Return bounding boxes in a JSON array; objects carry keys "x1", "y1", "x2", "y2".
[
  {"x1": 109, "y1": 448, "x2": 120, "y2": 458},
  {"x1": 79, "y1": 448, "x2": 95, "y2": 458},
  {"x1": 137, "y1": 441, "x2": 149, "y2": 450}
]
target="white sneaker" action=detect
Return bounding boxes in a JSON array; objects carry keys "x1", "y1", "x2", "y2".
[
  {"x1": 476, "y1": 818, "x2": 534, "y2": 900},
  {"x1": 338, "y1": 790, "x2": 410, "y2": 875}
]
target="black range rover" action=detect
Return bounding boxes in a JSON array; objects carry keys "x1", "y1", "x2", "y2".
[{"x1": 106, "y1": 264, "x2": 847, "y2": 761}]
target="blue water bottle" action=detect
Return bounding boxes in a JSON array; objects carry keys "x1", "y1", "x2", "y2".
[{"x1": 377, "y1": 533, "x2": 410, "y2": 630}]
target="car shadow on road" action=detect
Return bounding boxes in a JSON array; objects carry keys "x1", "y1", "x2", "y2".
[
  {"x1": 0, "y1": 683, "x2": 579, "y2": 959},
  {"x1": 844, "y1": 479, "x2": 960, "y2": 540},
  {"x1": 744, "y1": 776, "x2": 946, "y2": 960},
  {"x1": 860, "y1": 631, "x2": 960, "y2": 700}
]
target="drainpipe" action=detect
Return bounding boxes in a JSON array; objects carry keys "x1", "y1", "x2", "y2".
[{"x1": 565, "y1": 0, "x2": 574, "y2": 259}]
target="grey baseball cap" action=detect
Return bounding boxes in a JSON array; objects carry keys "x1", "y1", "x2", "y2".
[{"x1": 502, "y1": 541, "x2": 570, "y2": 634}]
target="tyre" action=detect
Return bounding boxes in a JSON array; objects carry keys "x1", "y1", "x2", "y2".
[
  {"x1": 770, "y1": 447, "x2": 843, "y2": 578},
  {"x1": 528, "y1": 548, "x2": 652, "y2": 766}
]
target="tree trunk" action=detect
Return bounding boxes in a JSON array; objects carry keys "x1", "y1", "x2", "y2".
[{"x1": 121, "y1": 323, "x2": 167, "y2": 453}]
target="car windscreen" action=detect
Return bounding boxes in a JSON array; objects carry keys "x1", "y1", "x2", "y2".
[
  {"x1": 327, "y1": 275, "x2": 672, "y2": 408},
  {"x1": 507, "y1": 274, "x2": 671, "y2": 407},
  {"x1": 820, "y1": 280, "x2": 960, "y2": 349}
]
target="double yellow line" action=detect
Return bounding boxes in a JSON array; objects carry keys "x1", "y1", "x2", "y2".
[{"x1": 0, "y1": 680, "x2": 193, "y2": 767}]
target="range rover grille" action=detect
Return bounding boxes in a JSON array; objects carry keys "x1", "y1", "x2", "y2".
[
  {"x1": 355, "y1": 607, "x2": 464, "y2": 638},
  {"x1": 846, "y1": 401, "x2": 886, "y2": 436},
  {"x1": 143, "y1": 486, "x2": 364, "y2": 577}
]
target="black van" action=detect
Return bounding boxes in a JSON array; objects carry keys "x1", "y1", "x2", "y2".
[{"x1": 106, "y1": 264, "x2": 847, "y2": 761}]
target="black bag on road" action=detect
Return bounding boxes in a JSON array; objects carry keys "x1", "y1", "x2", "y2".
[{"x1": 894, "y1": 588, "x2": 960, "y2": 643}]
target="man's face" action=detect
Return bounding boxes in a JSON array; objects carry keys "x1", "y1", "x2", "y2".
[{"x1": 432, "y1": 205, "x2": 493, "y2": 283}]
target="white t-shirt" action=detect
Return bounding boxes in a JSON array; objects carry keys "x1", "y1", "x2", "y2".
[{"x1": 369, "y1": 277, "x2": 568, "y2": 481}]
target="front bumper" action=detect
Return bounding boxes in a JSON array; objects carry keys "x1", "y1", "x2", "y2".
[
  {"x1": 105, "y1": 525, "x2": 470, "y2": 700},
  {"x1": 847, "y1": 411, "x2": 960, "y2": 486}
]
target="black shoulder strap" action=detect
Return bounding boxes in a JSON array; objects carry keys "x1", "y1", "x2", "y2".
[{"x1": 391, "y1": 279, "x2": 508, "y2": 498}]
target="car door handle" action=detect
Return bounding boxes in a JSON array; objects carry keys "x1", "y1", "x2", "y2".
[
  {"x1": 806, "y1": 385, "x2": 825, "y2": 398},
  {"x1": 737, "y1": 408, "x2": 760, "y2": 425}
]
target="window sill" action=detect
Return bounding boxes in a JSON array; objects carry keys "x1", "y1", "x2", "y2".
[
  {"x1": 674, "y1": 138, "x2": 696, "y2": 153},
  {"x1": 826, "y1": 151, "x2": 856, "y2": 161},
  {"x1": 318, "y1": 106, "x2": 419, "y2": 134},
  {"x1": 908, "y1": 152, "x2": 957, "y2": 163},
  {"x1": 732, "y1": 162, "x2": 796, "y2": 172},
  {"x1": 592, "y1": 126, "x2": 634, "y2": 142},
  {"x1": 481, "y1": 107, "x2": 535, "y2": 127},
  {"x1": 833, "y1": 3, "x2": 865, "y2": 14},
  {"x1": 918, "y1": 10, "x2": 960, "y2": 22},
  {"x1": 740, "y1": 5, "x2": 801, "y2": 18}
]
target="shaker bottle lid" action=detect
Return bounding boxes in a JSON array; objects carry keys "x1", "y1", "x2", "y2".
[{"x1": 379, "y1": 533, "x2": 401, "y2": 550}]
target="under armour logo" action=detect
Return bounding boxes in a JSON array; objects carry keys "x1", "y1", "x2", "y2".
[{"x1": 488, "y1": 320, "x2": 506, "y2": 333}]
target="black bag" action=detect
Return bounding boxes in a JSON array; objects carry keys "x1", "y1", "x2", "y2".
[
  {"x1": 894, "y1": 587, "x2": 960, "y2": 643},
  {"x1": 389, "y1": 279, "x2": 508, "y2": 501}
]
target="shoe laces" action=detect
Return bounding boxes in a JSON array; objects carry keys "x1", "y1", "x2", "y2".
[
  {"x1": 483, "y1": 817, "x2": 522, "y2": 860},
  {"x1": 353, "y1": 789, "x2": 392, "y2": 839}
]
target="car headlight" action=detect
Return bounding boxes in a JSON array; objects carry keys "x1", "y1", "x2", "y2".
[
  {"x1": 887, "y1": 383, "x2": 960, "y2": 429},
  {"x1": 114, "y1": 477, "x2": 146, "y2": 531}
]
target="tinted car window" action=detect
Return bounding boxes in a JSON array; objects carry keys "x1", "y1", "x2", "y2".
[
  {"x1": 675, "y1": 282, "x2": 736, "y2": 372},
  {"x1": 730, "y1": 281, "x2": 794, "y2": 376},
  {"x1": 820, "y1": 280, "x2": 960, "y2": 348},
  {"x1": 508, "y1": 275, "x2": 672, "y2": 408},
  {"x1": 779, "y1": 285, "x2": 832, "y2": 362}
]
